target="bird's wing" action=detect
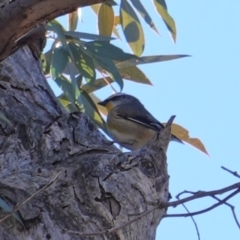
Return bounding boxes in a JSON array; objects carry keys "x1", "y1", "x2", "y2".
[
  {"x1": 117, "y1": 106, "x2": 164, "y2": 132},
  {"x1": 126, "y1": 115, "x2": 164, "y2": 131}
]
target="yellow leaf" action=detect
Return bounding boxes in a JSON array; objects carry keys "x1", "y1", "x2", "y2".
[
  {"x1": 68, "y1": 11, "x2": 78, "y2": 31},
  {"x1": 120, "y1": 0, "x2": 145, "y2": 56},
  {"x1": 98, "y1": 3, "x2": 114, "y2": 37},
  {"x1": 170, "y1": 123, "x2": 209, "y2": 155}
]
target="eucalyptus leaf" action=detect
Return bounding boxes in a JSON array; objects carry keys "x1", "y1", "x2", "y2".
[
  {"x1": 55, "y1": 76, "x2": 76, "y2": 108},
  {"x1": 120, "y1": 0, "x2": 145, "y2": 56},
  {"x1": 47, "y1": 20, "x2": 67, "y2": 46},
  {"x1": 50, "y1": 46, "x2": 69, "y2": 79},
  {"x1": 116, "y1": 54, "x2": 190, "y2": 68},
  {"x1": 98, "y1": 3, "x2": 114, "y2": 37},
  {"x1": 68, "y1": 11, "x2": 79, "y2": 31},
  {"x1": 78, "y1": 89, "x2": 106, "y2": 130},
  {"x1": 68, "y1": 42, "x2": 96, "y2": 84},
  {"x1": 153, "y1": 0, "x2": 177, "y2": 42},
  {"x1": 65, "y1": 31, "x2": 115, "y2": 41},
  {"x1": 85, "y1": 41, "x2": 138, "y2": 62},
  {"x1": 130, "y1": 0, "x2": 159, "y2": 34},
  {"x1": 94, "y1": 57, "x2": 124, "y2": 90}
]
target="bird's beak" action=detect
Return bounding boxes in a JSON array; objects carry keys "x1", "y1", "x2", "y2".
[{"x1": 98, "y1": 100, "x2": 107, "y2": 106}]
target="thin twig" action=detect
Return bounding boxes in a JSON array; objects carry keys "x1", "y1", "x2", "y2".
[
  {"x1": 0, "y1": 171, "x2": 62, "y2": 224},
  {"x1": 164, "y1": 188, "x2": 240, "y2": 218},
  {"x1": 171, "y1": 182, "x2": 240, "y2": 207},
  {"x1": 211, "y1": 195, "x2": 240, "y2": 229},
  {"x1": 176, "y1": 189, "x2": 240, "y2": 230},
  {"x1": 221, "y1": 166, "x2": 240, "y2": 179},
  {"x1": 178, "y1": 201, "x2": 200, "y2": 240}
]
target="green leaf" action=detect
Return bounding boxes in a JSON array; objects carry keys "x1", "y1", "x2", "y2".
[
  {"x1": 55, "y1": 76, "x2": 76, "y2": 108},
  {"x1": 129, "y1": 0, "x2": 159, "y2": 34},
  {"x1": 120, "y1": 0, "x2": 145, "y2": 56},
  {"x1": 58, "y1": 93, "x2": 77, "y2": 112},
  {"x1": 65, "y1": 31, "x2": 115, "y2": 41},
  {"x1": 118, "y1": 65, "x2": 152, "y2": 85},
  {"x1": 85, "y1": 41, "x2": 138, "y2": 62},
  {"x1": 91, "y1": 4, "x2": 121, "y2": 39},
  {"x1": 68, "y1": 42, "x2": 96, "y2": 84},
  {"x1": 68, "y1": 11, "x2": 79, "y2": 31},
  {"x1": 82, "y1": 65, "x2": 151, "y2": 93},
  {"x1": 78, "y1": 89, "x2": 106, "y2": 130},
  {"x1": 98, "y1": 3, "x2": 114, "y2": 37},
  {"x1": 50, "y1": 46, "x2": 69, "y2": 79},
  {"x1": 116, "y1": 54, "x2": 190, "y2": 68},
  {"x1": 95, "y1": 57, "x2": 124, "y2": 90},
  {"x1": 47, "y1": 20, "x2": 67, "y2": 46},
  {"x1": 82, "y1": 77, "x2": 114, "y2": 93},
  {"x1": 153, "y1": 0, "x2": 177, "y2": 42}
]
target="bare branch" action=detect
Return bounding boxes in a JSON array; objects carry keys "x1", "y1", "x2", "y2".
[
  {"x1": 211, "y1": 195, "x2": 240, "y2": 230},
  {"x1": 222, "y1": 166, "x2": 240, "y2": 179},
  {"x1": 164, "y1": 188, "x2": 240, "y2": 218},
  {"x1": 171, "y1": 182, "x2": 240, "y2": 207},
  {"x1": 177, "y1": 201, "x2": 201, "y2": 240}
]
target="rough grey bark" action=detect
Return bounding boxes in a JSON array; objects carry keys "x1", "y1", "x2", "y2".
[
  {"x1": 0, "y1": 46, "x2": 170, "y2": 239},
  {"x1": 0, "y1": 0, "x2": 106, "y2": 60}
]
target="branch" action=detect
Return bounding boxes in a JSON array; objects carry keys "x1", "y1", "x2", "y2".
[
  {"x1": 177, "y1": 201, "x2": 200, "y2": 240},
  {"x1": 164, "y1": 188, "x2": 240, "y2": 218},
  {"x1": 222, "y1": 166, "x2": 240, "y2": 179},
  {"x1": 211, "y1": 195, "x2": 240, "y2": 229},
  {"x1": 64, "y1": 182, "x2": 240, "y2": 236},
  {"x1": 0, "y1": 171, "x2": 62, "y2": 224},
  {"x1": 0, "y1": 0, "x2": 107, "y2": 61},
  {"x1": 170, "y1": 182, "x2": 240, "y2": 207}
]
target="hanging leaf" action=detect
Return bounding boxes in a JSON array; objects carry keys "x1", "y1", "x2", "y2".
[
  {"x1": 58, "y1": 93, "x2": 77, "y2": 113},
  {"x1": 68, "y1": 10, "x2": 79, "y2": 31},
  {"x1": 55, "y1": 76, "x2": 76, "y2": 108},
  {"x1": 47, "y1": 20, "x2": 67, "y2": 46},
  {"x1": 68, "y1": 42, "x2": 96, "y2": 84},
  {"x1": 50, "y1": 46, "x2": 69, "y2": 79},
  {"x1": 153, "y1": 0, "x2": 177, "y2": 42},
  {"x1": 130, "y1": 0, "x2": 159, "y2": 34},
  {"x1": 170, "y1": 123, "x2": 209, "y2": 155},
  {"x1": 85, "y1": 41, "x2": 138, "y2": 62},
  {"x1": 98, "y1": 3, "x2": 114, "y2": 37},
  {"x1": 118, "y1": 65, "x2": 152, "y2": 85},
  {"x1": 120, "y1": 0, "x2": 145, "y2": 56},
  {"x1": 82, "y1": 77, "x2": 113, "y2": 93},
  {"x1": 91, "y1": 4, "x2": 120, "y2": 39},
  {"x1": 65, "y1": 31, "x2": 115, "y2": 41},
  {"x1": 95, "y1": 57, "x2": 124, "y2": 90},
  {"x1": 82, "y1": 65, "x2": 151, "y2": 93},
  {"x1": 116, "y1": 54, "x2": 190, "y2": 68},
  {"x1": 78, "y1": 89, "x2": 107, "y2": 130}
]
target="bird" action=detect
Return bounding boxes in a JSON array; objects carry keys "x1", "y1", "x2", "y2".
[{"x1": 98, "y1": 93, "x2": 182, "y2": 150}]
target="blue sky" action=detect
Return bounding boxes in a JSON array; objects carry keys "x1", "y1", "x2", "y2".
[{"x1": 48, "y1": 1, "x2": 240, "y2": 239}]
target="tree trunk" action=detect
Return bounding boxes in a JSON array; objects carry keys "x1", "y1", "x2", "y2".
[{"x1": 0, "y1": 47, "x2": 170, "y2": 239}]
